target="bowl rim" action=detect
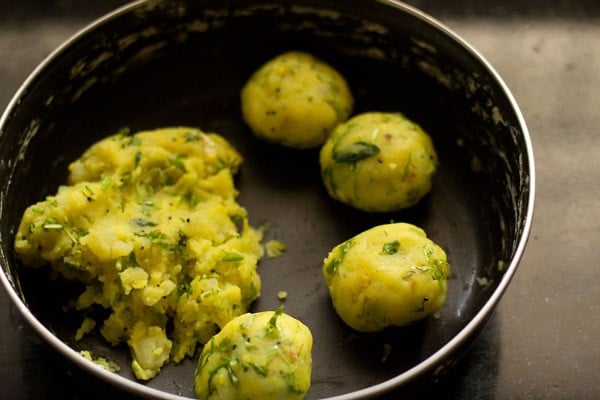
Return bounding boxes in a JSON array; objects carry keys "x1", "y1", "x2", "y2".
[{"x1": 0, "y1": 0, "x2": 535, "y2": 399}]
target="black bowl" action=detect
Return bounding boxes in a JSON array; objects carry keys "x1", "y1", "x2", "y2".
[{"x1": 0, "y1": 0, "x2": 534, "y2": 399}]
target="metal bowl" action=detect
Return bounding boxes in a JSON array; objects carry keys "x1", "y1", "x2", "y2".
[{"x1": 0, "y1": 0, "x2": 534, "y2": 398}]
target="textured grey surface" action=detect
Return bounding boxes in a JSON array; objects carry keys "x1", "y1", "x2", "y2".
[{"x1": 1, "y1": 1, "x2": 599, "y2": 399}]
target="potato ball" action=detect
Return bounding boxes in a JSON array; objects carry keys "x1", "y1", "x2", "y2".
[
  {"x1": 241, "y1": 51, "x2": 353, "y2": 148},
  {"x1": 320, "y1": 112, "x2": 438, "y2": 212},
  {"x1": 322, "y1": 223, "x2": 450, "y2": 332},
  {"x1": 194, "y1": 308, "x2": 313, "y2": 400}
]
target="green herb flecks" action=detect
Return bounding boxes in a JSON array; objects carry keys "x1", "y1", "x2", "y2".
[
  {"x1": 326, "y1": 238, "x2": 355, "y2": 275},
  {"x1": 325, "y1": 258, "x2": 340, "y2": 275},
  {"x1": 82, "y1": 185, "x2": 95, "y2": 201},
  {"x1": 183, "y1": 191, "x2": 200, "y2": 207},
  {"x1": 133, "y1": 218, "x2": 157, "y2": 227},
  {"x1": 116, "y1": 251, "x2": 139, "y2": 272},
  {"x1": 127, "y1": 136, "x2": 141, "y2": 146},
  {"x1": 246, "y1": 362, "x2": 268, "y2": 377},
  {"x1": 247, "y1": 282, "x2": 258, "y2": 301},
  {"x1": 184, "y1": 130, "x2": 200, "y2": 142},
  {"x1": 341, "y1": 238, "x2": 354, "y2": 255},
  {"x1": 169, "y1": 154, "x2": 186, "y2": 172},
  {"x1": 283, "y1": 371, "x2": 305, "y2": 395},
  {"x1": 266, "y1": 305, "x2": 285, "y2": 337},
  {"x1": 134, "y1": 230, "x2": 172, "y2": 251},
  {"x1": 333, "y1": 141, "x2": 380, "y2": 164},
  {"x1": 221, "y1": 252, "x2": 244, "y2": 262},
  {"x1": 100, "y1": 175, "x2": 113, "y2": 190},
  {"x1": 134, "y1": 151, "x2": 142, "y2": 169},
  {"x1": 176, "y1": 279, "x2": 192, "y2": 297},
  {"x1": 381, "y1": 240, "x2": 400, "y2": 255},
  {"x1": 207, "y1": 360, "x2": 238, "y2": 395},
  {"x1": 118, "y1": 127, "x2": 131, "y2": 137},
  {"x1": 170, "y1": 230, "x2": 188, "y2": 256}
]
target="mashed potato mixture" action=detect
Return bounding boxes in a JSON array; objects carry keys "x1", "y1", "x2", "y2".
[
  {"x1": 323, "y1": 223, "x2": 449, "y2": 332},
  {"x1": 14, "y1": 127, "x2": 264, "y2": 380},
  {"x1": 195, "y1": 308, "x2": 313, "y2": 400}
]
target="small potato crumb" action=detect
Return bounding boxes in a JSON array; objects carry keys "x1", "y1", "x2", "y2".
[
  {"x1": 79, "y1": 350, "x2": 120, "y2": 373},
  {"x1": 277, "y1": 290, "x2": 288, "y2": 301},
  {"x1": 497, "y1": 260, "x2": 506, "y2": 271},
  {"x1": 75, "y1": 317, "x2": 96, "y2": 341},
  {"x1": 265, "y1": 239, "x2": 286, "y2": 258},
  {"x1": 476, "y1": 276, "x2": 492, "y2": 287}
]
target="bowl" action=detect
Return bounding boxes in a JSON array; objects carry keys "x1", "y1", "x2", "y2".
[{"x1": 0, "y1": 0, "x2": 534, "y2": 398}]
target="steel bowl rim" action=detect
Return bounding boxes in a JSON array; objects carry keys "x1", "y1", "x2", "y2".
[{"x1": 0, "y1": 0, "x2": 535, "y2": 399}]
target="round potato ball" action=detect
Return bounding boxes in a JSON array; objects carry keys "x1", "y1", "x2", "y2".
[
  {"x1": 194, "y1": 308, "x2": 313, "y2": 400},
  {"x1": 322, "y1": 222, "x2": 450, "y2": 332},
  {"x1": 241, "y1": 51, "x2": 353, "y2": 148},
  {"x1": 320, "y1": 112, "x2": 438, "y2": 212}
]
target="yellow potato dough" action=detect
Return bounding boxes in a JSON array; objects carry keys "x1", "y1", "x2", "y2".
[
  {"x1": 322, "y1": 223, "x2": 450, "y2": 332},
  {"x1": 14, "y1": 127, "x2": 264, "y2": 380},
  {"x1": 320, "y1": 112, "x2": 438, "y2": 212},
  {"x1": 194, "y1": 308, "x2": 313, "y2": 400},
  {"x1": 241, "y1": 51, "x2": 353, "y2": 148}
]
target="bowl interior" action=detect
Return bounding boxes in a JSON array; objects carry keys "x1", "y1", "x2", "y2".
[{"x1": 0, "y1": 0, "x2": 532, "y2": 398}]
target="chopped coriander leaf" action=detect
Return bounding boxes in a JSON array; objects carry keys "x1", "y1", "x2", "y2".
[
  {"x1": 247, "y1": 282, "x2": 258, "y2": 300},
  {"x1": 381, "y1": 240, "x2": 400, "y2": 255},
  {"x1": 325, "y1": 258, "x2": 340, "y2": 275},
  {"x1": 118, "y1": 127, "x2": 131, "y2": 137},
  {"x1": 101, "y1": 175, "x2": 113, "y2": 190},
  {"x1": 169, "y1": 154, "x2": 186, "y2": 171},
  {"x1": 221, "y1": 252, "x2": 244, "y2": 262},
  {"x1": 133, "y1": 218, "x2": 158, "y2": 227},
  {"x1": 134, "y1": 151, "x2": 142, "y2": 169},
  {"x1": 333, "y1": 141, "x2": 380, "y2": 163},
  {"x1": 266, "y1": 305, "x2": 285, "y2": 336},
  {"x1": 184, "y1": 130, "x2": 200, "y2": 142}
]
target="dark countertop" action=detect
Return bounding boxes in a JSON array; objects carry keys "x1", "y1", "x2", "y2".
[{"x1": 1, "y1": 1, "x2": 599, "y2": 399}]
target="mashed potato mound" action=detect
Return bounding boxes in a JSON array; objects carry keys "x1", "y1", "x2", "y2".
[
  {"x1": 322, "y1": 222, "x2": 449, "y2": 332},
  {"x1": 14, "y1": 127, "x2": 264, "y2": 380}
]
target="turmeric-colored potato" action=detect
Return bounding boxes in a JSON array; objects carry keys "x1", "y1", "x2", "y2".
[
  {"x1": 323, "y1": 223, "x2": 449, "y2": 332},
  {"x1": 14, "y1": 127, "x2": 264, "y2": 380},
  {"x1": 320, "y1": 112, "x2": 438, "y2": 212},
  {"x1": 241, "y1": 51, "x2": 353, "y2": 148},
  {"x1": 195, "y1": 308, "x2": 313, "y2": 400}
]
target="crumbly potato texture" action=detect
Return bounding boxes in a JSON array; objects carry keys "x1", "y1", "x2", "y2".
[
  {"x1": 322, "y1": 223, "x2": 449, "y2": 332},
  {"x1": 14, "y1": 127, "x2": 264, "y2": 380},
  {"x1": 320, "y1": 112, "x2": 438, "y2": 212},
  {"x1": 241, "y1": 51, "x2": 353, "y2": 149},
  {"x1": 194, "y1": 308, "x2": 313, "y2": 400}
]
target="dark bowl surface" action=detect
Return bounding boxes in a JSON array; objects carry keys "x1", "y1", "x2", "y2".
[{"x1": 0, "y1": 0, "x2": 534, "y2": 399}]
